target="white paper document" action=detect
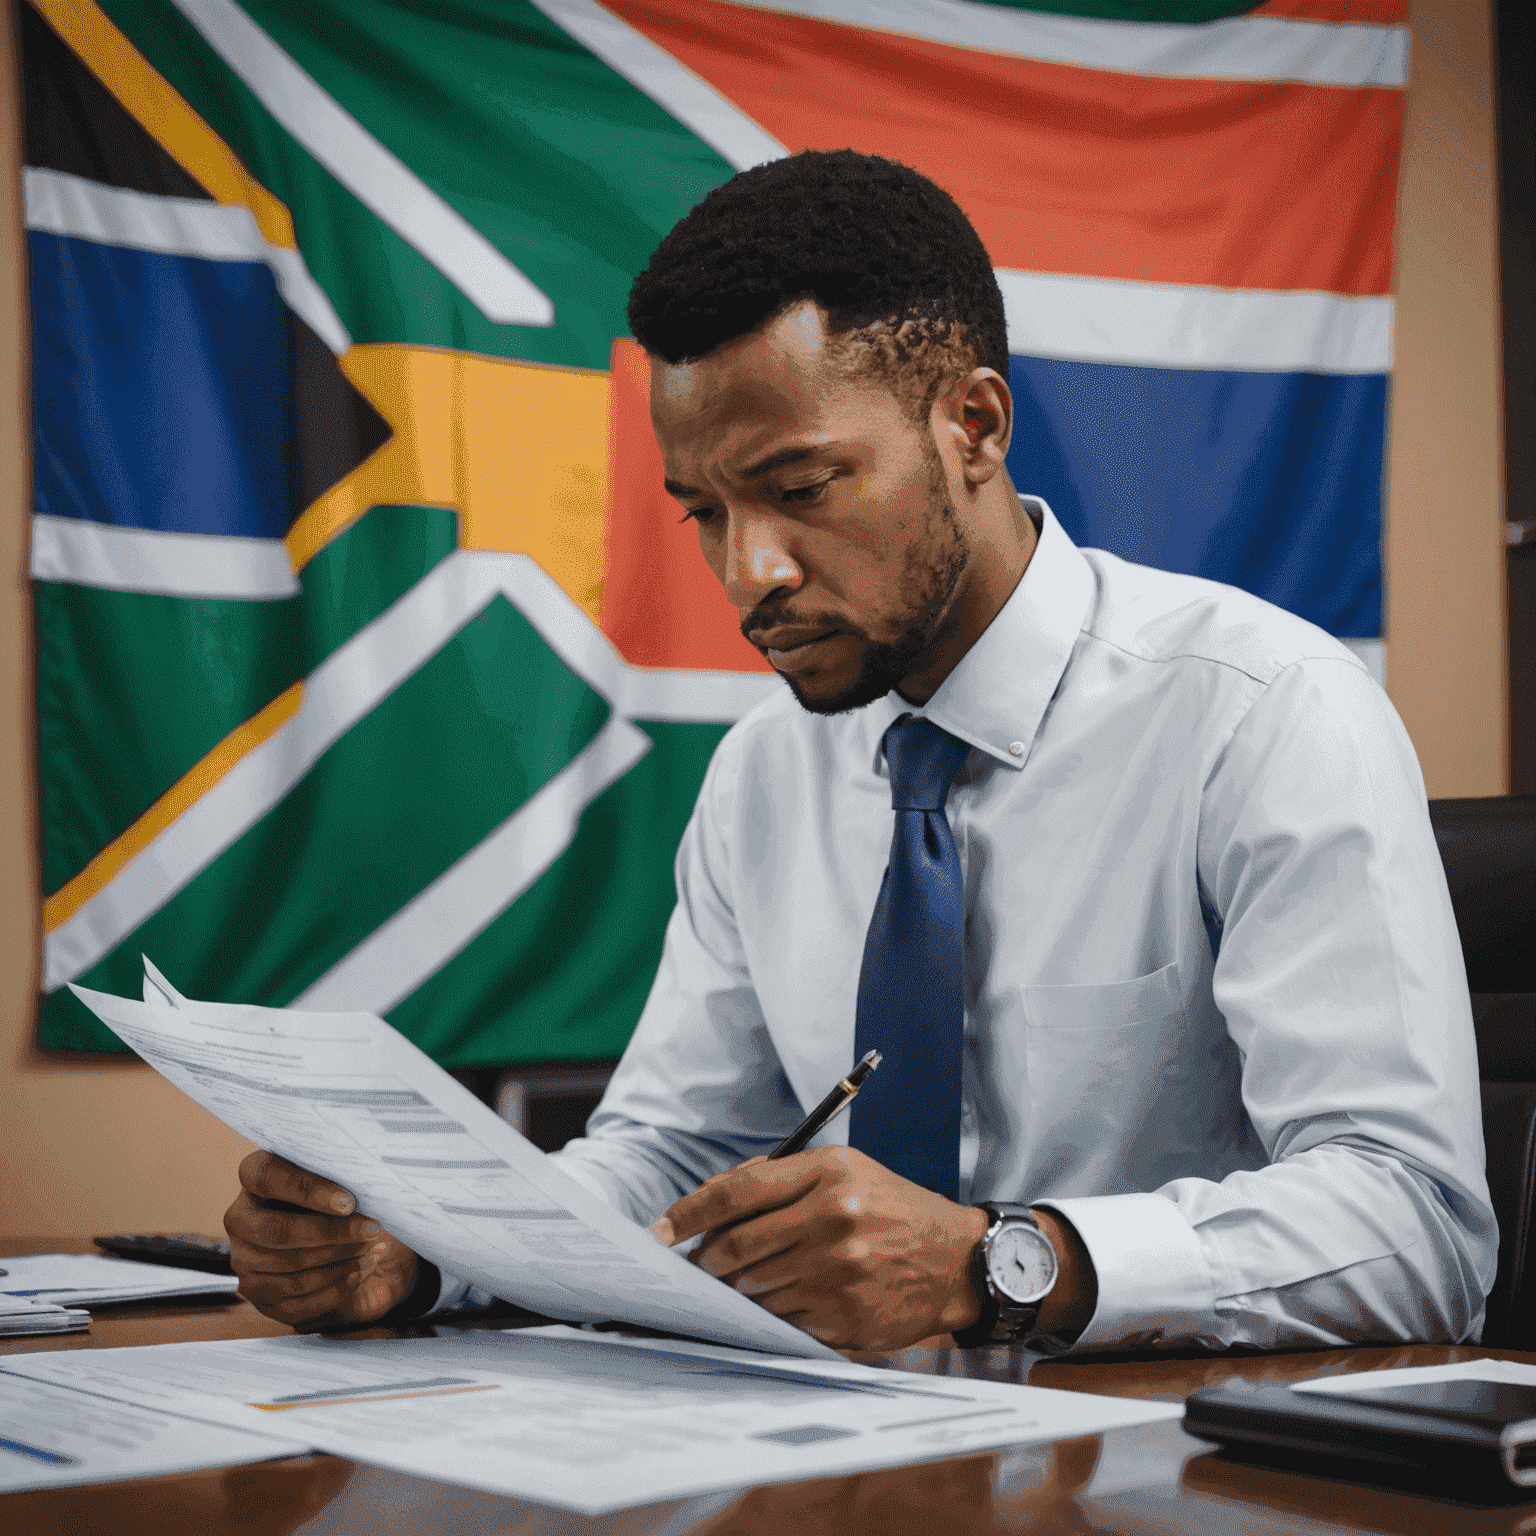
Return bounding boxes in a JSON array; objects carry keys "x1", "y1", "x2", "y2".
[
  {"x1": 0, "y1": 1365, "x2": 305, "y2": 1494},
  {"x1": 0, "y1": 1295, "x2": 90, "y2": 1338},
  {"x1": 1293, "y1": 1359, "x2": 1536, "y2": 1397},
  {"x1": 0, "y1": 1252, "x2": 239, "y2": 1307},
  {"x1": 5, "y1": 1330, "x2": 1183, "y2": 1513},
  {"x1": 69, "y1": 973, "x2": 838, "y2": 1360}
]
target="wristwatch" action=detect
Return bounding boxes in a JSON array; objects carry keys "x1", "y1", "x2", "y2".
[{"x1": 950, "y1": 1202, "x2": 1058, "y2": 1348}]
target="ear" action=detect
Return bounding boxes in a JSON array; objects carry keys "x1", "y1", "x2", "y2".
[{"x1": 933, "y1": 368, "x2": 1012, "y2": 488}]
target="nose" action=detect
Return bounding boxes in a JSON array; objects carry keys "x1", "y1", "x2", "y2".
[{"x1": 722, "y1": 509, "x2": 802, "y2": 611}]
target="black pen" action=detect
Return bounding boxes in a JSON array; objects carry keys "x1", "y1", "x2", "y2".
[{"x1": 769, "y1": 1049, "x2": 882, "y2": 1160}]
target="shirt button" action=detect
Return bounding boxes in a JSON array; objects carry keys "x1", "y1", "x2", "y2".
[{"x1": 1008, "y1": 741, "x2": 1024, "y2": 757}]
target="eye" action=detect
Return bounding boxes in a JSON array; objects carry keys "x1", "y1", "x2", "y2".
[
  {"x1": 678, "y1": 505, "x2": 721, "y2": 527},
  {"x1": 777, "y1": 480, "x2": 830, "y2": 506}
]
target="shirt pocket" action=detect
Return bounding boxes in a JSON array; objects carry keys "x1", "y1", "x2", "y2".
[
  {"x1": 1019, "y1": 961, "x2": 1184, "y2": 1032},
  {"x1": 1003, "y1": 962, "x2": 1196, "y2": 1194}
]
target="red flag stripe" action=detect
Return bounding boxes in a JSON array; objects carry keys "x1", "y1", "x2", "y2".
[
  {"x1": 606, "y1": 0, "x2": 1403, "y2": 296},
  {"x1": 603, "y1": 340, "x2": 773, "y2": 674},
  {"x1": 1253, "y1": 1, "x2": 1407, "y2": 22}
]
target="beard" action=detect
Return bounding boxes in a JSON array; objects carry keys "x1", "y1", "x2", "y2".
[{"x1": 742, "y1": 449, "x2": 970, "y2": 717}]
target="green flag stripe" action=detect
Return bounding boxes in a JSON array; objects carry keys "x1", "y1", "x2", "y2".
[
  {"x1": 96, "y1": 0, "x2": 734, "y2": 371},
  {"x1": 38, "y1": 583, "x2": 301, "y2": 895},
  {"x1": 293, "y1": 506, "x2": 462, "y2": 676},
  {"x1": 388, "y1": 719, "x2": 728, "y2": 1068},
  {"x1": 37, "y1": 505, "x2": 460, "y2": 896},
  {"x1": 46, "y1": 592, "x2": 611, "y2": 1053}
]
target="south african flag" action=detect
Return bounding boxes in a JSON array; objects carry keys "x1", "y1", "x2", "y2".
[{"x1": 24, "y1": 0, "x2": 1404, "y2": 1061}]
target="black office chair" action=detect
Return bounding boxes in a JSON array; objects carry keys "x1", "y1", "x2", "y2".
[{"x1": 1429, "y1": 795, "x2": 1536, "y2": 1348}]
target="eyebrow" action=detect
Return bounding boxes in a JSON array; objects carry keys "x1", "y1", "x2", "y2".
[{"x1": 663, "y1": 447, "x2": 816, "y2": 500}]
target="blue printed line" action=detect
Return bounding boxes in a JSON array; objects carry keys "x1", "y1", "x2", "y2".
[{"x1": 0, "y1": 1436, "x2": 78, "y2": 1466}]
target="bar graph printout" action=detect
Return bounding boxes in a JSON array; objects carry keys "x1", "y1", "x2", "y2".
[
  {"x1": 3, "y1": 1330, "x2": 1183, "y2": 1513},
  {"x1": 70, "y1": 969, "x2": 839, "y2": 1360}
]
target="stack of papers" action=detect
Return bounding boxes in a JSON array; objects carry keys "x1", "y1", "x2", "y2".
[
  {"x1": 20, "y1": 962, "x2": 1180, "y2": 1511},
  {"x1": 0, "y1": 1253, "x2": 240, "y2": 1308},
  {"x1": 0, "y1": 1294, "x2": 89, "y2": 1338},
  {"x1": 0, "y1": 1329, "x2": 1183, "y2": 1506}
]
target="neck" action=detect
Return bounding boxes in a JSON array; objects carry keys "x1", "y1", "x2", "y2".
[{"x1": 896, "y1": 482, "x2": 1038, "y2": 705}]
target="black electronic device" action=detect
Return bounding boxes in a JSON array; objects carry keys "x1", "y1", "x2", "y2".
[
  {"x1": 1185, "y1": 1377, "x2": 1536, "y2": 1496},
  {"x1": 93, "y1": 1233, "x2": 234, "y2": 1274}
]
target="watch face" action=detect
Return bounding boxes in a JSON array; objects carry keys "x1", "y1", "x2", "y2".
[{"x1": 988, "y1": 1222, "x2": 1057, "y2": 1305}]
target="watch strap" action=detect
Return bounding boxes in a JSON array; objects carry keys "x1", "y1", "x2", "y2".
[{"x1": 951, "y1": 1202, "x2": 1046, "y2": 1349}]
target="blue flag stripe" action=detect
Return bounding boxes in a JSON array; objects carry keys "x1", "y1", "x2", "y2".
[
  {"x1": 1007, "y1": 355, "x2": 1385, "y2": 640},
  {"x1": 28, "y1": 231, "x2": 291, "y2": 540}
]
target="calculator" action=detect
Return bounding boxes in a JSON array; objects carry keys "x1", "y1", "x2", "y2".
[{"x1": 93, "y1": 1233, "x2": 234, "y2": 1274}]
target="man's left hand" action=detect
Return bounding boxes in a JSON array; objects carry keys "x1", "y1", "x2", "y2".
[{"x1": 650, "y1": 1147, "x2": 989, "y2": 1351}]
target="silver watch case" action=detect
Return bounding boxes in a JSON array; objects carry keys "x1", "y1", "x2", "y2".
[{"x1": 982, "y1": 1207, "x2": 1058, "y2": 1340}]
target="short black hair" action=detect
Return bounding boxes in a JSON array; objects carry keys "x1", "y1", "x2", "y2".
[{"x1": 627, "y1": 150, "x2": 1008, "y2": 418}]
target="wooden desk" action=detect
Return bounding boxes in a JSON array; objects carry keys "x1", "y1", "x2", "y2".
[{"x1": 5, "y1": 1237, "x2": 1534, "y2": 1535}]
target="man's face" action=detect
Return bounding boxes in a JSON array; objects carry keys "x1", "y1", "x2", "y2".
[{"x1": 651, "y1": 302, "x2": 969, "y2": 714}]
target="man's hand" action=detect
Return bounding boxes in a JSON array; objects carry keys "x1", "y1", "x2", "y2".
[
  {"x1": 650, "y1": 1147, "x2": 990, "y2": 1351},
  {"x1": 224, "y1": 1151, "x2": 424, "y2": 1330}
]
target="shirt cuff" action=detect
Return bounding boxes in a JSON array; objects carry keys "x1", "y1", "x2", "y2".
[
  {"x1": 376, "y1": 1259, "x2": 442, "y2": 1326},
  {"x1": 425, "y1": 1268, "x2": 485, "y2": 1316},
  {"x1": 1034, "y1": 1192, "x2": 1215, "y2": 1351}
]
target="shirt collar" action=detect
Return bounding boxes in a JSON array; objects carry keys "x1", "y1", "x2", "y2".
[{"x1": 864, "y1": 497, "x2": 1095, "y2": 773}]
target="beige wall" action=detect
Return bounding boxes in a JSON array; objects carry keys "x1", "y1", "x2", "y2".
[
  {"x1": 0, "y1": 3, "x2": 255, "y2": 1237},
  {"x1": 0, "y1": 0, "x2": 1511, "y2": 1239},
  {"x1": 1387, "y1": 0, "x2": 1508, "y2": 797}
]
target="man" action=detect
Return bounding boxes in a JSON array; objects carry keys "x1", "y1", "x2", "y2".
[{"x1": 226, "y1": 151, "x2": 1495, "y2": 1354}]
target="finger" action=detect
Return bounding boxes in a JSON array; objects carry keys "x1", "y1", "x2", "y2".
[
  {"x1": 230, "y1": 1232, "x2": 389, "y2": 1277},
  {"x1": 288, "y1": 1271, "x2": 405, "y2": 1333},
  {"x1": 654, "y1": 1158, "x2": 824, "y2": 1246},
  {"x1": 242, "y1": 1205, "x2": 380, "y2": 1252},
  {"x1": 708, "y1": 1223, "x2": 829, "y2": 1291},
  {"x1": 714, "y1": 1272, "x2": 844, "y2": 1347},
  {"x1": 238, "y1": 1150, "x2": 358, "y2": 1217},
  {"x1": 238, "y1": 1247, "x2": 392, "y2": 1317},
  {"x1": 253, "y1": 1271, "x2": 366, "y2": 1328},
  {"x1": 227, "y1": 1191, "x2": 382, "y2": 1252},
  {"x1": 692, "y1": 1203, "x2": 806, "y2": 1281},
  {"x1": 285, "y1": 1266, "x2": 412, "y2": 1332},
  {"x1": 238, "y1": 1254, "x2": 364, "y2": 1304}
]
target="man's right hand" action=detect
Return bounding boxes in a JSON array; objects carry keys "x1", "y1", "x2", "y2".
[{"x1": 224, "y1": 1150, "x2": 424, "y2": 1330}]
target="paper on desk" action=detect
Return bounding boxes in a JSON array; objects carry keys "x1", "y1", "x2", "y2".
[
  {"x1": 0, "y1": 1365, "x2": 305, "y2": 1494},
  {"x1": 6, "y1": 1330, "x2": 1183, "y2": 1514},
  {"x1": 1292, "y1": 1359, "x2": 1536, "y2": 1396},
  {"x1": 0, "y1": 1295, "x2": 90, "y2": 1337},
  {"x1": 70, "y1": 975, "x2": 839, "y2": 1361},
  {"x1": 0, "y1": 1253, "x2": 239, "y2": 1307}
]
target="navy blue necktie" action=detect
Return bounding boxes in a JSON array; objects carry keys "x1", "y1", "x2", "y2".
[{"x1": 848, "y1": 716, "x2": 970, "y2": 1199}]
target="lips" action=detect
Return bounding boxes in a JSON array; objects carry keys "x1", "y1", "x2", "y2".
[
  {"x1": 758, "y1": 630, "x2": 854, "y2": 674},
  {"x1": 751, "y1": 626, "x2": 838, "y2": 654}
]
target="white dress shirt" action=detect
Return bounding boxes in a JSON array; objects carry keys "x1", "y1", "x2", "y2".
[{"x1": 438, "y1": 499, "x2": 1496, "y2": 1352}]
